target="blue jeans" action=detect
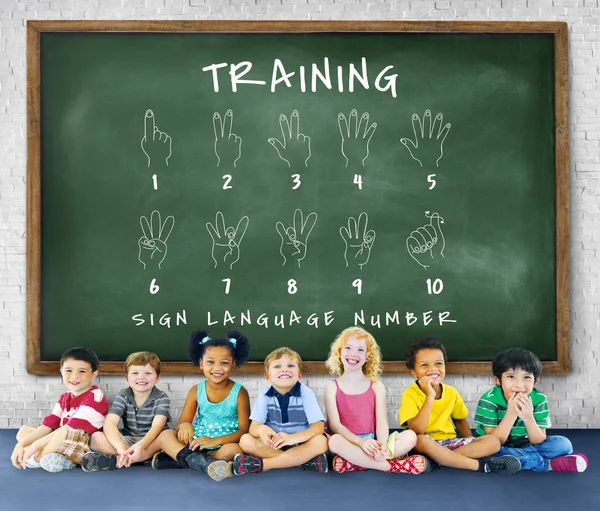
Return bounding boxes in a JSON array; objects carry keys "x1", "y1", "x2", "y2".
[{"x1": 493, "y1": 435, "x2": 572, "y2": 472}]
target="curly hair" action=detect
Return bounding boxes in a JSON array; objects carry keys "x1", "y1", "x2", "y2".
[
  {"x1": 187, "y1": 329, "x2": 250, "y2": 369},
  {"x1": 325, "y1": 326, "x2": 382, "y2": 381}
]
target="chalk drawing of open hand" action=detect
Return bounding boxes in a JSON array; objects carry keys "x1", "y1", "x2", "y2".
[
  {"x1": 206, "y1": 212, "x2": 249, "y2": 270},
  {"x1": 138, "y1": 210, "x2": 175, "y2": 270},
  {"x1": 339, "y1": 212, "x2": 376, "y2": 269},
  {"x1": 406, "y1": 211, "x2": 446, "y2": 270},
  {"x1": 140, "y1": 109, "x2": 172, "y2": 167},
  {"x1": 268, "y1": 110, "x2": 311, "y2": 168},
  {"x1": 400, "y1": 110, "x2": 451, "y2": 168},
  {"x1": 275, "y1": 209, "x2": 318, "y2": 268},
  {"x1": 338, "y1": 109, "x2": 377, "y2": 167},
  {"x1": 213, "y1": 109, "x2": 242, "y2": 168}
]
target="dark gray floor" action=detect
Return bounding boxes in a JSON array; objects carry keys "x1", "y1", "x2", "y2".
[{"x1": 1, "y1": 429, "x2": 598, "y2": 511}]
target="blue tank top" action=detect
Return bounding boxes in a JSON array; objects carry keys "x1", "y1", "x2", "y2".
[{"x1": 192, "y1": 381, "x2": 241, "y2": 443}]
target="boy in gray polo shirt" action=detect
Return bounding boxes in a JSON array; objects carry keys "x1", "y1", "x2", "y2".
[
  {"x1": 233, "y1": 347, "x2": 328, "y2": 475},
  {"x1": 80, "y1": 352, "x2": 170, "y2": 471}
]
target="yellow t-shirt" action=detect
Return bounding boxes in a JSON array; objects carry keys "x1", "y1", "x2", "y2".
[{"x1": 398, "y1": 382, "x2": 469, "y2": 441}]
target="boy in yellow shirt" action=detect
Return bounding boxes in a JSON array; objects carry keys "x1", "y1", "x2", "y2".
[{"x1": 399, "y1": 337, "x2": 520, "y2": 474}]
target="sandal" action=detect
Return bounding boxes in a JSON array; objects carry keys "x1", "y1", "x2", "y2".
[
  {"x1": 332, "y1": 455, "x2": 366, "y2": 473},
  {"x1": 388, "y1": 454, "x2": 435, "y2": 475}
]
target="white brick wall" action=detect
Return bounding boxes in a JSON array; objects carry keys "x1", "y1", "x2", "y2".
[{"x1": 1, "y1": 0, "x2": 599, "y2": 429}]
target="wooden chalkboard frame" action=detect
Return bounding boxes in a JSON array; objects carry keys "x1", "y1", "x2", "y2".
[{"x1": 26, "y1": 20, "x2": 569, "y2": 376}]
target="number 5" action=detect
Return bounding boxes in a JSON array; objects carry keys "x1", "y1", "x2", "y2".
[{"x1": 427, "y1": 174, "x2": 436, "y2": 190}]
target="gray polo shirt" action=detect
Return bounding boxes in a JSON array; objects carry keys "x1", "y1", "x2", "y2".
[{"x1": 108, "y1": 386, "x2": 170, "y2": 436}]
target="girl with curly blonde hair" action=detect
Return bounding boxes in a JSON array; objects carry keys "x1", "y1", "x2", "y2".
[{"x1": 324, "y1": 327, "x2": 433, "y2": 475}]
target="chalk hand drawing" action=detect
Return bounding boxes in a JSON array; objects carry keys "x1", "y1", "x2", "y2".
[
  {"x1": 339, "y1": 212, "x2": 376, "y2": 270},
  {"x1": 275, "y1": 209, "x2": 318, "y2": 268},
  {"x1": 406, "y1": 211, "x2": 446, "y2": 270},
  {"x1": 206, "y1": 212, "x2": 249, "y2": 270},
  {"x1": 400, "y1": 110, "x2": 451, "y2": 168},
  {"x1": 268, "y1": 110, "x2": 311, "y2": 169},
  {"x1": 141, "y1": 109, "x2": 172, "y2": 167},
  {"x1": 338, "y1": 109, "x2": 377, "y2": 167},
  {"x1": 138, "y1": 210, "x2": 175, "y2": 270},
  {"x1": 213, "y1": 109, "x2": 242, "y2": 168}
]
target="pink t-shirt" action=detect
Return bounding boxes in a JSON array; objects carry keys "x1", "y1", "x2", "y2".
[{"x1": 335, "y1": 379, "x2": 376, "y2": 436}]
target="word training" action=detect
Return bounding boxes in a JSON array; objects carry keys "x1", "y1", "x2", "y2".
[{"x1": 202, "y1": 58, "x2": 399, "y2": 97}]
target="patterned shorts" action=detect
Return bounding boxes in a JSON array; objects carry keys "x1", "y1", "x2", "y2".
[
  {"x1": 56, "y1": 427, "x2": 91, "y2": 464},
  {"x1": 435, "y1": 436, "x2": 475, "y2": 450}
]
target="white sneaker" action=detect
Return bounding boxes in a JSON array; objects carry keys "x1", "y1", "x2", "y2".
[
  {"x1": 25, "y1": 456, "x2": 42, "y2": 469},
  {"x1": 40, "y1": 453, "x2": 76, "y2": 473}
]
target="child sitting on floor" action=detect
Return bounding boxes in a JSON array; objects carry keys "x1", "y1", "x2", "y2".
[
  {"x1": 474, "y1": 347, "x2": 587, "y2": 473},
  {"x1": 325, "y1": 326, "x2": 433, "y2": 474}
]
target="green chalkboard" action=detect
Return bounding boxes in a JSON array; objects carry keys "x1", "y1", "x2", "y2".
[{"x1": 27, "y1": 21, "x2": 569, "y2": 374}]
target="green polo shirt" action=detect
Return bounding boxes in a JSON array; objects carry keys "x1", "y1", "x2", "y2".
[{"x1": 474, "y1": 386, "x2": 550, "y2": 447}]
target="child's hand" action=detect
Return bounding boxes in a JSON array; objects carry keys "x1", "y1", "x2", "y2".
[
  {"x1": 373, "y1": 444, "x2": 390, "y2": 462},
  {"x1": 507, "y1": 391, "x2": 520, "y2": 416},
  {"x1": 259, "y1": 426, "x2": 276, "y2": 446},
  {"x1": 515, "y1": 393, "x2": 534, "y2": 420},
  {"x1": 124, "y1": 442, "x2": 144, "y2": 464},
  {"x1": 359, "y1": 437, "x2": 380, "y2": 458},
  {"x1": 190, "y1": 436, "x2": 219, "y2": 451},
  {"x1": 11, "y1": 443, "x2": 25, "y2": 469},
  {"x1": 418, "y1": 376, "x2": 436, "y2": 399},
  {"x1": 20, "y1": 443, "x2": 40, "y2": 469},
  {"x1": 270, "y1": 432, "x2": 294, "y2": 450},
  {"x1": 177, "y1": 423, "x2": 195, "y2": 445}
]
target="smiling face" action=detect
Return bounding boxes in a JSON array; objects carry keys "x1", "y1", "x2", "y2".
[
  {"x1": 126, "y1": 363, "x2": 160, "y2": 394},
  {"x1": 60, "y1": 358, "x2": 98, "y2": 396},
  {"x1": 410, "y1": 348, "x2": 446, "y2": 387},
  {"x1": 200, "y1": 346, "x2": 234, "y2": 385},
  {"x1": 495, "y1": 367, "x2": 537, "y2": 402},
  {"x1": 266, "y1": 355, "x2": 301, "y2": 394},
  {"x1": 341, "y1": 335, "x2": 368, "y2": 373}
]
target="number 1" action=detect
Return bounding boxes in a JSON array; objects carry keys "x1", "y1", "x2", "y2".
[{"x1": 152, "y1": 174, "x2": 158, "y2": 190}]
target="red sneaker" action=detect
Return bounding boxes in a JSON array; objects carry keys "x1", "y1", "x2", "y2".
[{"x1": 550, "y1": 454, "x2": 588, "y2": 473}]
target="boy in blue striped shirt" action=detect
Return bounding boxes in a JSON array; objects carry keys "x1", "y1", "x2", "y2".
[
  {"x1": 474, "y1": 348, "x2": 587, "y2": 473},
  {"x1": 233, "y1": 347, "x2": 328, "y2": 475}
]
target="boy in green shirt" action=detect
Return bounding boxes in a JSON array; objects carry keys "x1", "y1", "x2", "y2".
[{"x1": 474, "y1": 348, "x2": 588, "y2": 473}]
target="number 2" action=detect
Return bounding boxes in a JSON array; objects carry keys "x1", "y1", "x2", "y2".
[{"x1": 223, "y1": 174, "x2": 233, "y2": 190}]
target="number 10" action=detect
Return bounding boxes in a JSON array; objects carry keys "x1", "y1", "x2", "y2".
[{"x1": 426, "y1": 278, "x2": 443, "y2": 295}]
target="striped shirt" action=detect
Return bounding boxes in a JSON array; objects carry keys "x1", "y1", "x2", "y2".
[
  {"x1": 250, "y1": 382, "x2": 324, "y2": 434},
  {"x1": 474, "y1": 386, "x2": 550, "y2": 446},
  {"x1": 108, "y1": 386, "x2": 170, "y2": 436},
  {"x1": 42, "y1": 386, "x2": 108, "y2": 435}
]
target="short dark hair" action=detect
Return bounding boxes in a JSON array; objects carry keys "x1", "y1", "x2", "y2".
[
  {"x1": 405, "y1": 337, "x2": 447, "y2": 370},
  {"x1": 60, "y1": 347, "x2": 100, "y2": 372},
  {"x1": 492, "y1": 348, "x2": 542, "y2": 381}
]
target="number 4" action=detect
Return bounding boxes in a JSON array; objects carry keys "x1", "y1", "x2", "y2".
[{"x1": 353, "y1": 174, "x2": 363, "y2": 190}]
